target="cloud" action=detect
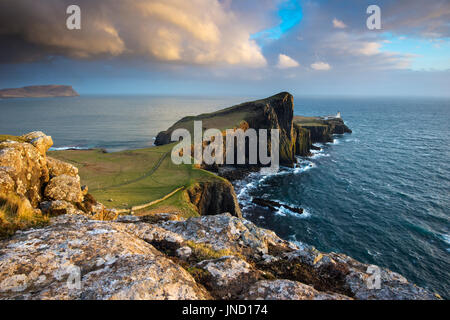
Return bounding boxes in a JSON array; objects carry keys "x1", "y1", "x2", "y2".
[
  {"x1": 0, "y1": 0, "x2": 267, "y2": 66},
  {"x1": 357, "y1": 42, "x2": 382, "y2": 56},
  {"x1": 332, "y1": 18, "x2": 346, "y2": 29},
  {"x1": 311, "y1": 62, "x2": 331, "y2": 71},
  {"x1": 277, "y1": 54, "x2": 300, "y2": 68}
]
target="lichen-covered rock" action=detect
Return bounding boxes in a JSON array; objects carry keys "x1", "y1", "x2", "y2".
[
  {"x1": 20, "y1": 131, "x2": 53, "y2": 156},
  {"x1": 0, "y1": 169, "x2": 15, "y2": 195},
  {"x1": 113, "y1": 221, "x2": 185, "y2": 246},
  {"x1": 39, "y1": 200, "x2": 84, "y2": 216},
  {"x1": 157, "y1": 213, "x2": 297, "y2": 257},
  {"x1": 81, "y1": 193, "x2": 105, "y2": 216},
  {"x1": 196, "y1": 256, "x2": 260, "y2": 299},
  {"x1": 44, "y1": 174, "x2": 83, "y2": 203},
  {"x1": 46, "y1": 157, "x2": 78, "y2": 178},
  {"x1": 242, "y1": 280, "x2": 352, "y2": 300},
  {"x1": 176, "y1": 246, "x2": 192, "y2": 259},
  {"x1": 0, "y1": 214, "x2": 210, "y2": 300},
  {"x1": 0, "y1": 140, "x2": 49, "y2": 206},
  {"x1": 278, "y1": 244, "x2": 438, "y2": 300}
]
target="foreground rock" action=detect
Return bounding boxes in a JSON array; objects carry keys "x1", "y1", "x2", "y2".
[
  {"x1": 0, "y1": 132, "x2": 112, "y2": 219},
  {"x1": 243, "y1": 280, "x2": 351, "y2": 300},
  {"x1": 0, "y1": 215, "x2": 209, "y2": 300},
  {"x1": 0, "y1": 212, "x2": 436, "y2": 300}
]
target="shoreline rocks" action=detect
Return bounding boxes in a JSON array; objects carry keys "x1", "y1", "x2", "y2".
[{"x1": 0, "y1": 213, "x2": 438, "y2": 300}]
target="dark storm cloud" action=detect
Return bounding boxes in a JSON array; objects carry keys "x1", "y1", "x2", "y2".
[{"x1": 0, "y1": 0, "x2": 268, "y2": 65}]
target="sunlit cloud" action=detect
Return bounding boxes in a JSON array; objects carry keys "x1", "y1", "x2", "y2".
[
  {"x1": 277, "y1": 54, "x2": 300, "y2": 69},
  {"x1": 332, "y1": 18, "x2": 347, "y2": 29},
  {"x1": 0, "y1": 0, "x2": 267, "y2": 67},
  {"x1": 311, "y1": 62, "x2": 331, "y2": 71}
]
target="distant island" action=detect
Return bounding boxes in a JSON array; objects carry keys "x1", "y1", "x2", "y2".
[{"x1": 0, "y1": 85, "x2": 79, "y2": 98}]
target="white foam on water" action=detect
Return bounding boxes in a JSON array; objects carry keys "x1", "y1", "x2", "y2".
[
  {"x1": 49, "y1": 146, "x2": 90, "y2": 151},
  {"x1": 275, "y1": 206, "x2": 311, "y2": 219},
  {"x1": 310, "y1": 152, "x2": 330, "y2": 159},
  {"x1": 441, "y1": 234, "x2": 450, "y2": 244}
]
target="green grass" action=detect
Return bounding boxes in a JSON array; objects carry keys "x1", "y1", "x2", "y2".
[
  {"x1": 49, "y1": 143, "x2": 220, "y2": 213},
  {"x1": 0, "y1": 135, "x2": 26, "y2": 143},
  {"x1": 293, "y1": 116, "x2": 327, "y2": 127}
]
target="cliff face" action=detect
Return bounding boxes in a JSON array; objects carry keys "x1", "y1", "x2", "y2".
[
  {"x1": 293, "y1": 117, "x2": 352, "y2": 154},
  {"x1": 187, "y1": 180, "x2": 242, "y2": 218},
  {"x1": 155, "y1": 93, "x2": 352, "y2": 168},
  {"x1": 155, "y1": 92, "x2": 296, "y2": 166},
  {"x1": 293, "y1": 125, "x2": 312, "y2": 157},
  {"x1": 0, "y1": 85, "x2": 79, "y2": 99}
]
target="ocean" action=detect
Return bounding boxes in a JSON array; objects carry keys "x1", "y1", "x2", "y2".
[{"x1": 1, "y1": 95, "x2": 449, "y2": 297}]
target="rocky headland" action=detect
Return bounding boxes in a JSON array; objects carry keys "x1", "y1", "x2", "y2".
[
  {"x1": 155, "y1": 92, "x2": 351, "y2": 174},
  {"x1": 0, "y1": 85, "x2": 79, "y2": 99},
  {"x1": 0, "y1": 94, "x2": 440, "y2": 300}
]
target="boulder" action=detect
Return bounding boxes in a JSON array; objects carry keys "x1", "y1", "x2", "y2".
[
  {"x1": 196, "y1": 256, "x2": 260, "y2": 299},
  {"x1": 242, "y1": 280, "x2": 351, "y2": 300},
  {"x1": 0, "y1": 141, "x2": 49, "y2": 206},
  {"x1": 20, "y1": 131, "x2": 53, "y2": 156},
  {"x1": 47, "y1": 157, "x2": 78, "y2": 178},
  {"x1": 0, "y1": 214, "x2": 210, "y2": 300},
  {"x1": 176, "y1": 246, "x2": 193, "y2": 259},
  {"x1": 44, "y1": 174, "x2": 83, "y2": 203},
  {"x1": 39, "y1": 200, "x2": 83, "y2": 216},
  {"x1": 157, "y1": 213, "x2": 297, "y2": 257}
]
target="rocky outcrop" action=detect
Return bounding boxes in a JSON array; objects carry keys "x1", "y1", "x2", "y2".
[
  {"x1": 155, "y1": 92, "x2": 297, "y2": 166},
  {"x1": 326, "y1": 118, "x2": 352, "y2": 135},
  {"x1": 44, "y1": 174, "x2": 84, "y2": 203},
  {"x1": 0, "y1": 215, "x2": 209, "y2": 300},
  {"x1": 187, "y1": 180, "x2": 242, "y2": 218},
  {"x1": 0, "y1": 139, "x2": 49, "y2": 206},
  {"x1": 252, "y1": 198, "x2": 304, "y2": 215},
  {"x1": 0, "y1": 85, "x2": 79, "y2": 99},
  {"x1": 293, "y1": 117, "x2": 352, "y2": 149},
  {"x1": 195, "y1": 256, "x2": 261, "y2": 299},
  {"x1": 155, "y1": 93, "x2": 352, "y2": 168},
  {"x1": 0, "y1": 213, "x2": 438, "y2": 300},
  {"x1": 293, "y1": 125, "x2": 312, "y2": 157},
  {"x1": 47, "y1": 157, "x2": 78, "y2": 177},
  {"x1": 21, "y1": 131, "x2": 54, "y2": 156},
  {"x1": 0, "y1": 132, "x2": 109, "y2": 218},
  {"x1": 243, "y1": 280, "x2": 351, "y2": 300}
]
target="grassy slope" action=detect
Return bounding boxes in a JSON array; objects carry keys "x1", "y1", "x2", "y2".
[
  {"x1": 48, "y1": 143, "x2": 220, "y2": 217},
  {"x1": 293, "y1": 116, "x2": 327, "y2": 127}
]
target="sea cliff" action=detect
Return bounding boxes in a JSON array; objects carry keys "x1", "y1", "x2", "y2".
[{"x1": 0, "y1": 102, "x2": 439, "y2": 299}]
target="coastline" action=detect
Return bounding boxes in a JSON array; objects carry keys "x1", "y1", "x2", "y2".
[{"x1": 1, "y1": 93, "x2": 446, "y2": 299}]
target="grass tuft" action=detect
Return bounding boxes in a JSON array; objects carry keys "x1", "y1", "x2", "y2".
[{"x1": 0, "y1": 193, "x2": 50, "y2": 239}]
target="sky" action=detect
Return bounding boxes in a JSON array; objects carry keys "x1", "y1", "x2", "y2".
[{"x1": 0, "y1": 0, "x2": 449, "y2": 97}]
